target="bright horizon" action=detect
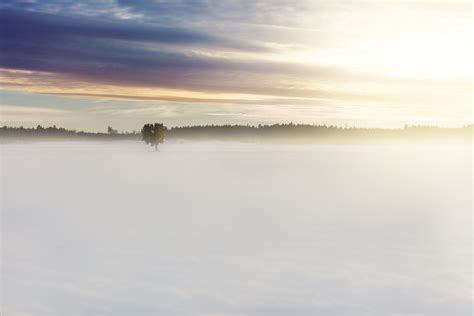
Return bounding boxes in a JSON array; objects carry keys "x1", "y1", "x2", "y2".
[{"x1": 0, "y1": 1, "x2": 472, "y2": 132}]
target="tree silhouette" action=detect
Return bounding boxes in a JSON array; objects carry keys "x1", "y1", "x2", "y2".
[
  {"x1": 107, "y1": 126, "x2": 118, "y2": 134},
  {"x1": 141, "y1": 123, "x2": 167, "y2": 150}
]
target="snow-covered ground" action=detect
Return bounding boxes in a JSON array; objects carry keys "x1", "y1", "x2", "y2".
[{"x1": 1, "y1": 141, "x2": 472, "y2": 315}]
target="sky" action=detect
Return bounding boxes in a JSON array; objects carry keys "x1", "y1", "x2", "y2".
[{"x1": 0, "y1": 0, "x2": 472, "y2": 131}]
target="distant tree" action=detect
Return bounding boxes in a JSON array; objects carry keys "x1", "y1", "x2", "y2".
[
  {"x1": 141, "y1": 123, "x2": 167, "y2": 150},
  {"x1": 107, "y1": 126, "x2": 118, "y2": 134}
]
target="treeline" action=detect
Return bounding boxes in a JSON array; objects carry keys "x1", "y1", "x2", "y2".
[
  {"x1": 168, "y1": 123, "x2": 473, "y2": 143},
  {"x1": 0, "y1": 125, "x2": 140, "y2": 142},
  {"x1": 1, "y1": 123, "x2": 473, "y2": 143}
]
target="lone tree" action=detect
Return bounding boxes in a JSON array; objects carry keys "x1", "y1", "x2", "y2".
[{"x1": 141, "y1": 123, "x2": 167, "y2": 150}]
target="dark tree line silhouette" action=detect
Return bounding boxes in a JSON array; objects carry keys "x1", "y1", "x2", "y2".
[
  {"x1": 167, "y1": 123, "x2": 473, "y2": 143},
  {"x1": 1, "y1": 123, "x2": 472, "y2": 144},
  {"x1": 0, "y1": 125, "x2": 139, "y2": 141}
]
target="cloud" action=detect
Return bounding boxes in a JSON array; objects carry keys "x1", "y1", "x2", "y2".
[
  {"x1": 1, "y1": 8, "x2": 324, "y2": 97},
  {"x1": 45, "y1": 92, "x2": 243, "y2": 104},
  {"x1": 1, "y1": 4, "x2": 470, "y2": 98},
  {"x1": 0, "y1": 8, "x2": 266, "y2": 50}
]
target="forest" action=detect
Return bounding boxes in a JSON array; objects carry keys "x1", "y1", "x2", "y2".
[{"x1": 1, "y1": 123, "x2": 472, "y2": 143}]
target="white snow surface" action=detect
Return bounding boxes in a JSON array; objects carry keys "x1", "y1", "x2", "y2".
[{"x1": 1, "y1": 141, "x2": 472, "y2": 315}]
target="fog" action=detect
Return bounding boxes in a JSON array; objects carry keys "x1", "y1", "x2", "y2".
[{"x1": 1, "y1": 141, "x2": 472, "y2": 315}]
